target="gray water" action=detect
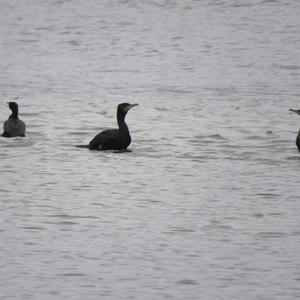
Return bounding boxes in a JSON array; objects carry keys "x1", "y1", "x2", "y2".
[{"x1": 1, "y1": 0, "x2": 300, "y2": 299}]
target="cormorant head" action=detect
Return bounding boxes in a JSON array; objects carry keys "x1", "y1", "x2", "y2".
[
  {"x1": 290, "y1": 109, "x2": 300, "y2": 116},
  {"x1": 118, "y1": 103, "x2": 138, "y2": 114},
  {"x1": 7, "y1": 101, "x2": 19, "y2": 117},
  {"x1": 7, "y1": 101, "x2": 19, "y2": 112}
]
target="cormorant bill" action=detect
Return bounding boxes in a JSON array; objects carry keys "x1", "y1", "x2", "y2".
[
  {"x1": 2, "y1": 102, "x2": 26, "y2": 137},
  {"x1": 77, "y1": 102, "x2": 138, "y2": 151},
  {"x1": 289, "y1": 109, "x2": 300, "y2": 152}
]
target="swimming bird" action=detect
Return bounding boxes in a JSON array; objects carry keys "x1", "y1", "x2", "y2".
[
  {"x1": 289, "y1": 109, "x2": 300, "y2": 152},
  {"x1": 2, "y1": 102, "x2": 26, "y2": 137},
  {"x1": 77, "y1": 102, "x2": 138, "y2": 151}
]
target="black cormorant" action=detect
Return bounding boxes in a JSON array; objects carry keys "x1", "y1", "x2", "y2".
[
  {"x1": 77, "y1": 102, "x2": 138, "y2": 151},
  {"x1": 289, "y1": 108, "x2": 300, "y2": 152},
  {"x1": 2, "y1": 102, "x2": 26, "y2": 137}
]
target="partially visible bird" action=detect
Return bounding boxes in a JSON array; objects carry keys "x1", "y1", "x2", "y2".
[
  {"x1": 77, "y1": 102, "x2": 138, "y2": 151},
  {"x1": 289, "y1": 108, "x2": 300, "y2": 152},
  {"x1": 2, "y1": 102, "x2": 26, "y2": 137}
]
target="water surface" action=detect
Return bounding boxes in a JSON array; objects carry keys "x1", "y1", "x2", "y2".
[{"x1": 1, "y1": 0, "x2": 300, "y2": 299}]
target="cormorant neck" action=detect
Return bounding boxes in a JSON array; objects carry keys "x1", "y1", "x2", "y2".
[
  {"x1": 117, "y1": 111, "x2": 128, "y2": 130},
  {"x1": 9, "y1": 108, "x2": 19, "y2": 119}
]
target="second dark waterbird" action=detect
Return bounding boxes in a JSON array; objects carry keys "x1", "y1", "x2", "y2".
[
  {"x1": 2, "y1": 102, "x2": 26, "y2": 137},
  {"x1": 77, "y1": 102, "x2": 138, "y2": 151},
  {"x1": 289, "y1": 108, "x2": 300, "y2": 152}
]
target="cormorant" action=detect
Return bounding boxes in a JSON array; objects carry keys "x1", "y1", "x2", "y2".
[
  {"x1": 2, "y1": 102, "x2": 26, "y2": 137},
  {"x1": 289, "y1": 109, "x2": 300, "y2": 152},
  {"x1": 77, "y1": 102, "x2": 138, "y2": 150}
]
